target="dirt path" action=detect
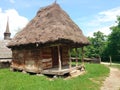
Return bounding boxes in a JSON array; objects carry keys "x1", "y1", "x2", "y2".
[{"x1": 101, "y1": 67, "x2": 120, "y2": 90}]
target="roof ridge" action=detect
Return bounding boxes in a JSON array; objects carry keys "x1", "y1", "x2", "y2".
[{"x1": 37, "y1": 3, "x2": 59, "y2": 15}]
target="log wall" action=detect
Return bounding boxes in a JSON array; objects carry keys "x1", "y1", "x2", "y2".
[
  {"x1": 11, "y1": 45, "x2": 69, "y2": 73},
  {"x1": 41, "y1": 47, "x2": 52, "y2": 69},
  {"x1": 12, "y1": 48, "x2": 42, "y2": 72},
  {"x1": 12, "y1": 49, "x2": 25, "y2": 70}
]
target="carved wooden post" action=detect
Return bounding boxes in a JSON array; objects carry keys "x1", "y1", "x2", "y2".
[
  {"x1": 75, "y1": 48, "x2": 78, "y2": 67},
  {"x1": 68, "y1": 47, "x2": 72, "y2": 69},
  {"x1": 81, "y1": 46, "x2": 85, "y2": 70},
  {"x1": 58, "y1": 46, "x2": 62, "y2": 71},
  {"x1": 81, "y1": 47, "x2": 84, "y2": 64}
]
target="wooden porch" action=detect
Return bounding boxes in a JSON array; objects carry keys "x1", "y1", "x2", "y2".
[
  {"x1": 41, "y1": 45, "x2": 85, "y2": 76},
  {"x1": 41, "y1": 65, "x2": 82, "y2": 75}
]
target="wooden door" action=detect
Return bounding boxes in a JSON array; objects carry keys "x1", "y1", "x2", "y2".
[{"x1": 52, "y1": 46, "x2": 58, "y2": 67}]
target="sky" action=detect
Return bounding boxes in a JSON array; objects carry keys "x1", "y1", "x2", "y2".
[{"x1": 0, "y1": 0, "x2": 120, "y2": 39}]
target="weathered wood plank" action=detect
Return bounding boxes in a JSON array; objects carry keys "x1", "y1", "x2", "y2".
[
  {"x1": 41, "y1": 65, "x2": 82, "y2": 75},
  {"x1": 42, "y1": 58, "x2": 52, "y2": 62}
]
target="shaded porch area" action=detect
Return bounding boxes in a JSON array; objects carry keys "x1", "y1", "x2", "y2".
[{"x1": 41, "y1": 45, "x2": 85, "y2": 76}]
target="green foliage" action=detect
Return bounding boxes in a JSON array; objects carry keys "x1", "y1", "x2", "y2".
[
  {"x1": 84, "y1": 16, "x2": 120, "y2": 62},
  {"x1": 0, "y1": 64, "x2": 109, "y2": 90},
  {"x1": 104, "y1": 16, "x2": 120, "y2": 61},
  {"x1": 85, "y1": 31, "x2": 107, "y2": 58},
  {"x1": 70, "y1": 48, "x2": 82, "y2": 59},
  {"x1": 70, "y1": 48, "x2": 76, "y2": 57}
]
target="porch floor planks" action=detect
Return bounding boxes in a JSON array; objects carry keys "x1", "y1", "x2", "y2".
[{"x1": 41, "y1": 65, "x2": 82, "y2": 75}]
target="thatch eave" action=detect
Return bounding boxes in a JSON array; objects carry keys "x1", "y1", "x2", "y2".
[{"x1": 7, "y1": 38, "x2": 89, "y2": 49}]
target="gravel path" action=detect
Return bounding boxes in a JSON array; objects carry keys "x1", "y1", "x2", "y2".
[{"x1": 101, "y1": 67, "x2": 120, "y2": 90}]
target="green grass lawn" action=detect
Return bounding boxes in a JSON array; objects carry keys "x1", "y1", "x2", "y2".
[{"x1": 0, "y1": 64, "x2": 109, "y2": 90}]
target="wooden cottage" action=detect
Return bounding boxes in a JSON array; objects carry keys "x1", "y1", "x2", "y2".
[{"x1": 8, "y1": 3, "x2": 89, "y2": 75}]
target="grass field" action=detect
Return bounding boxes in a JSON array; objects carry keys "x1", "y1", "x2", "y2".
[{"x1": 0, "y1": 64, "x2": 109, "y2": 90}]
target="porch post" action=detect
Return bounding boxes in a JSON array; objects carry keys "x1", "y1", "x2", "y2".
[
  {"x1": 81, "y1": 47, "x2": 84, "y2": 64},
  {"x1": 75, "y1": 48, "x2": 78, "y2": 67},
  {"x1": 68, "y1": 47, "x2": 72, "y2": 69},
  {"x1": 58, "y1": 45, "x2": 62, "y2": 71}
]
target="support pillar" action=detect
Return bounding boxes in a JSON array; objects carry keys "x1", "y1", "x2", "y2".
[
  {"x1": 75, "y1": 48, "x2": 78, "y2": 67},
  {"x1": 81, "y1": 47, "x2": 84, "y2": 64},
  {"x1": 58, "y1": 46, "x2": 62, "y2": 71},
  {"x1": 68, "y1": 48, "x2": 72, "y2": 69}
]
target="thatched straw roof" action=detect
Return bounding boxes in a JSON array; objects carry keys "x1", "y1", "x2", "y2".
[{"x1": 8, "y1": 3, "x2": 89, "y2": 48}]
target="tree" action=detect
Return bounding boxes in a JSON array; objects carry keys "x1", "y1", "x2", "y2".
[
  {"x1": 70, "y1": 48, "x2": 83, "y2": 60},
  {"x1": 85, "y1": 31, "x2": 107, "y2": 59},
  {"x1": 107, "y1": 16, "x2": 120, "y2": 61}
]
